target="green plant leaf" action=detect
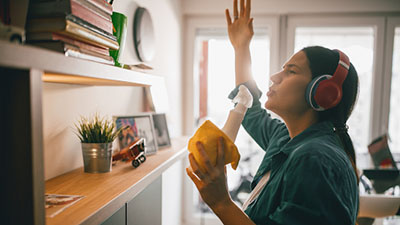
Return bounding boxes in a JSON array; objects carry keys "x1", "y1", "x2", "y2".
[{"x1": 74, "y1": 113, "x2": 121, "y2": 143}]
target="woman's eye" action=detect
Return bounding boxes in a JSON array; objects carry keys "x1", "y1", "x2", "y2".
[{"x1": 289, "y1": 70, "x2": 296, "y2": 74}]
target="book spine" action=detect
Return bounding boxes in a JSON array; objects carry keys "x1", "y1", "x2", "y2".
[
  {"x1": 66, "y1": 14, "x2": 116, "y2": 42},
  {"x1": 28, "y1": 1, "x2": 71, "y2": 18},
  {"x1": 52, "y1": 33, "x2": 110, "y2": 55},
  {"x1": 70, "y1": 0, "x2": 112, "y2": 34},
  {"x1": 26, "y1": 32, "x2": 55, "y2": 41},
  {"x1": 65, "y1": 45, "x2": 114, "y2": 65},
  {"x1": 29, "y1": 42, "x2": 66, "y2": 53},
  {"x1": 86, "y1": 0, "x2": 113, "y2": 16},
  {"x1": 75, "y1": 44, "x2": 113, "y2": 61},
  {"x1": 26, "y1": 17, "x2": 67, "y2": 33},
  {"x1": 26, "y1": 14, "x2": 116, "y2": 42},
  {"x1": 28, "y1": 0, "x2": 111, "y2": 22},
  {"x1": 74, "y1": 0, "x2": 111, "y2": 22},
  {"x1": 63, "y1": 19, "x2": 119, "y2": 50}
]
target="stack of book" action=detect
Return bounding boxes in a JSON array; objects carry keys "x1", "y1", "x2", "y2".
[{"x1": 26, "y1": 0, "x2": 118, "y2": 65}]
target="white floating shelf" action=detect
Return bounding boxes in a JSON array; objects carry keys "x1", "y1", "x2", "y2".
[{"x1": 0, "y1": 40, "x2": 163, "y2": 87}]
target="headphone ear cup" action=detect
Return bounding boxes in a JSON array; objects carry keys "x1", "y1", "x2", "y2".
[
  {"x1": 315, "y1": 78, "x2": 342, "y2": 109},
  {"x1": 305, "y1": 75, "x2": 332, "y2": 111}
]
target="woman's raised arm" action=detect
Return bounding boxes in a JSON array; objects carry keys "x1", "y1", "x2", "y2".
[{"x1": 226, "y1": 0, "x2": 254, "y2": 86}]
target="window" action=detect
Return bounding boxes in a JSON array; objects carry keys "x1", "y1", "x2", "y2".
[
  {"x1": 388, "y1": 27, "x2": 400, "y2": 153},
  {"x1": 184, "y1": 14, "x2": 400, "y2": 225},
  {"x1": 293, "y1": 27, "x2": 375, "y2": 152},
  {"x1": 193, "y1": 30, "x2": 270, "y2": 220}
]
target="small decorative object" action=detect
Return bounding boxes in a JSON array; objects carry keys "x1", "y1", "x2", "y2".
[
  {"x1": 152, "y1": 113, "x2": 171, "y2": 148},
  {"x1": 115, "y1": 114, "x2": 158, "y2": 155},
  {"x1": 122, "y1": 63, "x2": 153, "y2": 72},
  {"x1": 109, "y1": 11, "x2": 127, "y2": 67},
  {"x1": 75, "y1": 114, "x2": 124, "y2": 173},
  {"x1": 368, "y1": 134, "x2": 397, "y2": 169},
  {"x1": 0, "y1": 21, "x2": 25, "y2": 43},
  {"x1": 112, "y1": 138, "x2": 146, "y2": 168},
  {"x1": 133, "y1": 7, "x2": 155, "y2": 62}
]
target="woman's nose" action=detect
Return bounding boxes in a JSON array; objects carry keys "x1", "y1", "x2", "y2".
[{"x1": 270, "y1": 72, "x2": 282, "y2": 85}]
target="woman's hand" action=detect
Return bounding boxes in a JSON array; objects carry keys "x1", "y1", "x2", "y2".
[
  {"x1": 225, "y1": 0, "x2": 254, "y2": 50},
  {"x1": 186, "y1": 137, "x2": 231, "y2": 211}
]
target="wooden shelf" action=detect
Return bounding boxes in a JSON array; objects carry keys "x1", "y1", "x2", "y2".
[
  {"x1": 0, "y1": 41, "x2": 163, "y2": 87},
  {"x1": 45, "y1": 137, "x2": 188, "y2": 225}
]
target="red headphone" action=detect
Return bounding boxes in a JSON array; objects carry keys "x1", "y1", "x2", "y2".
[{"x1": 305, "y1": 49, "x2": 350, "y2": 111}]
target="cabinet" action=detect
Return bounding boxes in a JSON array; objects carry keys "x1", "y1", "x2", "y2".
[
  {"x1": 101, "y1": 177, "x2": 162, "y2": 225},
  {"x1": 0, "y1": 41, "x2": 187, "y2": 225},
  {"x1": 101, "y1": 205, "x2": 125, "y2": 225}
]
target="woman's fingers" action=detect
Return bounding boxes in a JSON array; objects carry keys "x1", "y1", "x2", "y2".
[
  {"x1": 240, "y1": 0, "x2": 245, "y2": 17},
  {"x1": 186, "y1": 167, "x2": 201, "y2": 188},
  {"x1": 245, "y1": 0, "x2": 251, "y2": 18},
  {"x1": 231, "y1": 0, "x2": 251, "y2": 21},
  {"x1": 225, "y1": 9, "x2": 232, "y2": 26},
  {"x1": 233, "y1": 0, "x2": 238, "y2": 19},
  {"x1": 188, "y1": 153, "x2": 207, "y2": 181},
  {"x1": 217, "y1": 137, "x2": 226, "y2": 167},
  {"x1": 196, "y1": 141, "x2": 215, "y2": 174},
  {"x1": 248, "y1": 18, "x2": 254, "y2": 30}
]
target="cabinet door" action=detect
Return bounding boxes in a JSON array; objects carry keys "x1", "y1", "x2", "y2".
[
  {"x1": 101, "y1": 204, "x2": 126, "y2": 225},
  {"x1": 127, "y1": 177, "x2": 162, "y2": 225}
]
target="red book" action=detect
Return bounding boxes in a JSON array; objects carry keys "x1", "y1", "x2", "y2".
[
  {"x1": 74, "y1": 0, "x2": 111, "y2": 21},
  {"x1": 26, "y1": 15, "x2": 119, "y2": 50},
  {"x1": 28, "y1": 0, "x2": 113, "y2": 34},
  {"x1": 70, "y1": 0, "x2": 112, "y2": 34},
  {"x1": 86, "y1": 0, "x2": 113, "y2": 16}
]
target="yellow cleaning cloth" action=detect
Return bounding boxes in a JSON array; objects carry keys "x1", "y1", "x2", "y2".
[{"x1": 188, "y1": 120, "x2": 240, "y2": 171}]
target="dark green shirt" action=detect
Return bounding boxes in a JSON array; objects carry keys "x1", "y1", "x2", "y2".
[{"x1": 229, "y1": 80, "x2": 359, "y2": 225}]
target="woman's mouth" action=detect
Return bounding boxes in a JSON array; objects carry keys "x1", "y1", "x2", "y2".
[{"x1": 267, "y1": 89, "x2": 275, "y2": 97}]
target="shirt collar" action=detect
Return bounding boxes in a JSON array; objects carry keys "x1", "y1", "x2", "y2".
[{"x1": 280, "y1": 120, "x2": 335, "y2": 155}]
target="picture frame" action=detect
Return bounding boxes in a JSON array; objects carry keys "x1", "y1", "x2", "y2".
[
  {"x1": 115, "y1": 114, "x2": 158, "y2": 155},
  {"x1": 151, "y1": 113, "x2": 171, "y2": 148}
]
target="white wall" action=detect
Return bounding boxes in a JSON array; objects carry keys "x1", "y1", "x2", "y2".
[{"x1": 42, "y1": 0, "x2": 184, "y2": 224}]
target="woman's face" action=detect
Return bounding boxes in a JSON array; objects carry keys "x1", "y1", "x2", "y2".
[{"x1": 265, "y1": 51, "x2": 313, "y2": 117}]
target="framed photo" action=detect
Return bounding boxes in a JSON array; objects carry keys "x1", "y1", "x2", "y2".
[
  {"x1": 152, "y1": 113, "x2": 171, "y2": 148},
  {"x1": 115, "y1": 114, "x2": 158, "y2": 155}
]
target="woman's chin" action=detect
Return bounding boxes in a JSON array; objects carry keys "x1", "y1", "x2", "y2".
[
  {"x1": 265, "y1": 100, "x2": 273, "y2": 110},
  {"x1": 265, "y1": 100, "x2": 279, "y2": 113}
]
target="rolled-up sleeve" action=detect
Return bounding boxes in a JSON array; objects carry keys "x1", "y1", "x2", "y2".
[{"x1": 228, "y1": 80, "x2": 286, "y2": 150}]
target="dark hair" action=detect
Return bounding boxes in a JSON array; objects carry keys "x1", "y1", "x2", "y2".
[{"x1": 302, "y1": 46, "x2": 359, "y2": 183}]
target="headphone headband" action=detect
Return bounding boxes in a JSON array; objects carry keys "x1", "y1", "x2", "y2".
[{"x1": 330, "y1": 49, "x2": 350, "y2": 88}]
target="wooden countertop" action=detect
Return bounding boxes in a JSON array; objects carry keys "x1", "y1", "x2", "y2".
[{"x1": 45, "y1": 137, "x2": 188, "y2": 225}]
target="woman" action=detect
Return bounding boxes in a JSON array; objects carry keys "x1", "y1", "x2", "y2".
[{"x1": 186, "y1": 0, "x2": 359, "y2": 224}]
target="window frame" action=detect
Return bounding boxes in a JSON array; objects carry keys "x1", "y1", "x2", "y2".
[
  {"x1": 382, "y1": 16, "x2": 400, "y2": 148},
  {"x1": 182, "y1": 15, "x2": 279, "y2": 225},
  {"x1": 286, "y1": 15, "x2": 386, "y2": 145},
  {"x1": 182, "y1": 13, "x2": 400, "y2": 225}
]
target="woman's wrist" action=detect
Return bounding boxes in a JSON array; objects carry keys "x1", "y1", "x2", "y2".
[
  {"x1": 234, "y1": 44, "x2": 251, "y2": 52},
  {"x1": 211, "y1": 197, "x2": 235, "y2": 215}
]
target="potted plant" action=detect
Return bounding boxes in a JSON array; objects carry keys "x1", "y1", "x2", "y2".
[{"x1": 75, "y1": 114, "x2": 123, "y2": 173}]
